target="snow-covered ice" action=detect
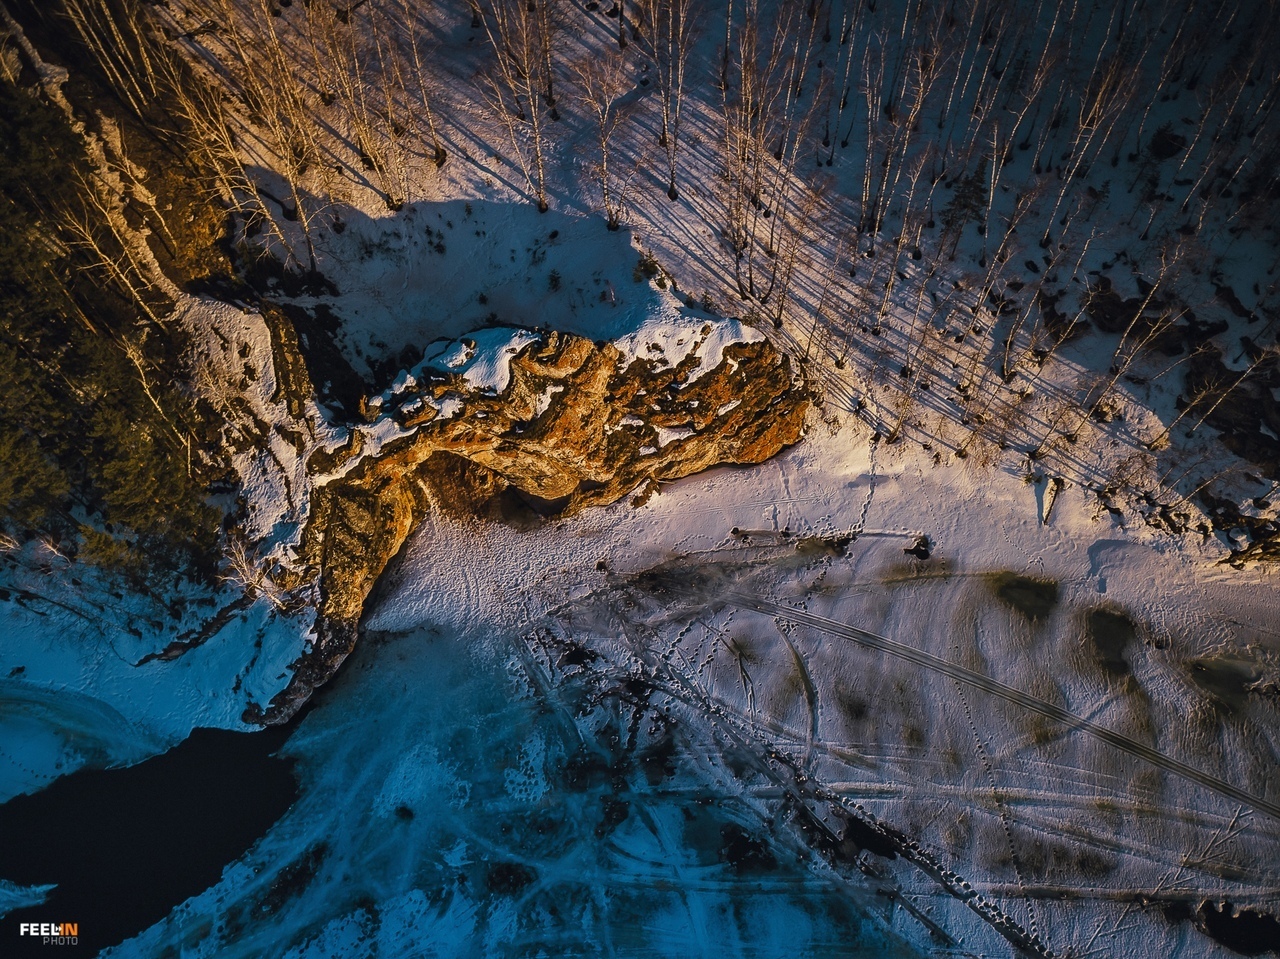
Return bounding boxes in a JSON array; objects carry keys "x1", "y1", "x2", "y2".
[{"x1": 80, "y1": 397, "x2": 1280, "y2": 959}]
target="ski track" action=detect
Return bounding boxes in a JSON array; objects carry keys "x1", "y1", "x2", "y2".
[
  {"x1": 639, "y1": 630, "x2": 1062, "y2": 959},
  {"x1": 711, "y1": 589, "x2": 1280, "y2": 824}
]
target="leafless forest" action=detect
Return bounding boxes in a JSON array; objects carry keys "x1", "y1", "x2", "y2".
[{"x1": 5, "y1": 0, "x2": 1280, "y2": 554}]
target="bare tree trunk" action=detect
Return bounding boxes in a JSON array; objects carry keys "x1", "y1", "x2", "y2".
[
  {"x1": 573, "y1": 48, "x2": 634, "y2": 228},
  {"x1": 638, "y1": 0, "x2": 700, "y2": 200},
  {"x1": 475, "y1": 0, "x2": 558, "y2": 211}
]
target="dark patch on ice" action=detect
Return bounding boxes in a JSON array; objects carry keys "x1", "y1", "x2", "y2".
[
  {"x1": 638, "y1": 723, "x2": 679, "y2": 785},
  {"x1": 594, "y1": 796, "x2": 631, "y2": 838},
  {"x1": 1075, "y1": 849, "x2": 1116, "y2": 879},
  {"x1": 631, "y1": 561, "x2": 730, "y2": 598},
  {"x1": 555, "y1": 640, "x2": 598, "y2": 670},
  {"x1": 1186, "y1": 656, "x2": 1262, "y2": 715},
  {"x1": 680, "y1": 803, "x2": 734, "y2": 865},
  {"x1": 986, "y1": 571, "x2": 1060, "y2": 622},
  {"x1": 1085, "y1": 608, "x2": 1137, "y2": 678},
  {"x1": 836, "y1": 686, "x2": 869, "y2": 721},
  {"x1": 719, "y1": 823, "x2": 778, "y2": 873},
  {"x1": 253, "y1": 841, "x2": 329, "y2": 919},
  {"x1": 0, "y1": 723, "x2": 298, "y2": 957},
  {"x1": 788, "y1": 797, "x2": 900, "y2": 863},
  {"x1": 836, "y1": 813, "x2": 901, "y2": 860},
  {"x1": 559, "y1": 747, "x2": 613, "y2": 792},
  {"x1": 1162, "y1": 899, "x2": 1196, "y2": 924},
  {"x1": 485, "y1": 861, "x2": 537, "y2": 895}
]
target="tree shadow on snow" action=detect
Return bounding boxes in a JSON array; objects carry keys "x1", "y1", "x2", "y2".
[{"x1": 239, "y1": 191, "x2": 693, "y2": 404}]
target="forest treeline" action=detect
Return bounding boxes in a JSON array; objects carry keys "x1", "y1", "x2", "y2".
[
  {"x1": 152, "y1": 0, "x2": 1279, "y2": 462},
  {"x1": 155, "y1": 0, "x2": 1280, "y2": 300},
  {"x1": 0, "y1": 9, "x2": 226, "y2": 579},
  {"x1": 1, "y1": 0, "x2": 1278, "y2": 573}
]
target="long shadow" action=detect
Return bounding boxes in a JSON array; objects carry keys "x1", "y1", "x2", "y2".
[{"x1": 239, "y1": 191, "x2": 686, "y2": 397}]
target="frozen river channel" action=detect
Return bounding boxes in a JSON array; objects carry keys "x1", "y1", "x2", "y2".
[
  {"x1": 7, "y1": 430, "x2": 1280, "y2": 959},
  {"x1": 101, "y1": 621, "x2": 932, "y2": 958}
]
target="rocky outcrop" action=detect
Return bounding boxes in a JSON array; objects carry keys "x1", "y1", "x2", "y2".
[{"x1": 246, "y1": 325, "x2": 808, "y2": 723}]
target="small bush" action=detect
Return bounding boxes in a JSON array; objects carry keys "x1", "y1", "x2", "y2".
[{"x1": 633, "y1": 251, "x2": 661, "y2": 283}]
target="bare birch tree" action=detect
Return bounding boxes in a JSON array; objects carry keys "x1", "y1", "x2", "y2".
[
  {"x1": 636, "y1": 0, "x2": 700, "y2": 200},
  {"x1": 399, "y1": 0, "x2": 447, "y2": 165},
  {"x1": 573, "y1": 50, "x2": 638, "y2": 229},
  {"x1": 718, "y1": 0, "x2": 823, "y2": 303},
  {"x1": 475, "y1": 0, "x2": 558, "y2": 211}
]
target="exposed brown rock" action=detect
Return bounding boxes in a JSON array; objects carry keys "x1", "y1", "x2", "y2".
[{"x1": 247, "y1": 325, "x2": 809, "y2": 723}]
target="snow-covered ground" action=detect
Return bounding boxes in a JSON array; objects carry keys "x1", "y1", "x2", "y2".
[
  {"x1": 98, "y1": 399, "x2": 1280, "y2": 958},
  {"x1": 3, "y1": 0, "x2": 1279, "y2": 954},
  {"x1": 0, "y1": 565, "x2": 310, "y2": 803},
  {"x1": 153, "y1": 0, "x2": 1280, "y2": 560},
  {"x1": 0, "y1": 262, "x2": 765, "y2": 804}
]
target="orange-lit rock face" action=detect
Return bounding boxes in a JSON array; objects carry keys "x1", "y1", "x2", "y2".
[{"x1": 252, "y1": 327, "x2": 807, "y2": 723}]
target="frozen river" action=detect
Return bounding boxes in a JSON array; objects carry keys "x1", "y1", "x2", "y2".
[
  {"x1": 5, "y1": 425, "x2": 1279, "y2": 958},
  {"x1": 100, "y1": 624, "x2": 930, "y2": 958}
]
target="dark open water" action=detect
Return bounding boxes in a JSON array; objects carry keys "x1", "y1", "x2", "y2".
[{"x1": 0, "y1": 721, "x2": 298, "y2": 957}]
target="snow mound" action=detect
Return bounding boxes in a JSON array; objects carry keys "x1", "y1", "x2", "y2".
[
  {"x1": 614, "y1": 306, "x2": 763, "y2": 384},
  {"x1": 418, "y1": 327, "x2": 542, "y2": 394}
]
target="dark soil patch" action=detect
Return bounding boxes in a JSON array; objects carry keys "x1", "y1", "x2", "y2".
[{"x1": 987, "y1": 571, "x2": 1060, "y2": 622}]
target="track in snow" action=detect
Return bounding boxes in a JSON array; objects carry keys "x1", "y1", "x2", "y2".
[
  {"x1": 711, "y1": 589, "x2": 1280, "y2": 824},
  {"x1": 632, "y1": 566, "x2": 1280, "y2": 825}
]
